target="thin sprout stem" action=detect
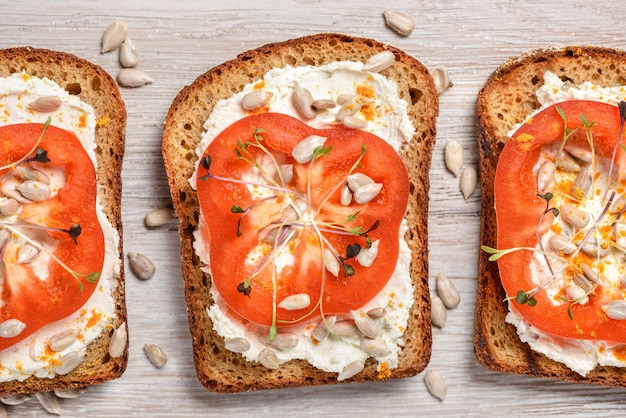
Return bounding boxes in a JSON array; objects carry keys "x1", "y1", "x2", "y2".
[{"x1": 0, "y1": 117, "x2": 51, "y2": 171}]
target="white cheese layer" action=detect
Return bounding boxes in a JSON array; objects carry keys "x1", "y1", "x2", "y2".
[
  {"x1": 191, "y1": 61, "x2": 416, "y2": 374},
  {"x1": 0, "y1": 73, "x2": 118, "y2": 381},
  {"x1": 505, "y1": 70, "x2": 626, "y2": 376}
]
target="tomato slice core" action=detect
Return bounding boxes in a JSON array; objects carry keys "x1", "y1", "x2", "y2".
[
  {"x1": 0, "y1": 123, "x2": 104, "y2": 351},
  {"x1": 495, "y1": 100, "x2": 626, "y2": 343},
  {"x1": 196, "y1": 113, "x2": 409, "y2": 327}
]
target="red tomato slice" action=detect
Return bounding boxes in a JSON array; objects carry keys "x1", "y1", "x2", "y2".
[
  {"x1": 196, "y1": 113, "x2": 409, "y2": 327},
  {"x1": 495, "y1": 100, "x2": 626, "y2": 342},
  {"x1": 0, "y1": 123, "x2": 104, "y2": 351}
]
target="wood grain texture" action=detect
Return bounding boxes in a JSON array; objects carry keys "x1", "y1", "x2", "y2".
[{"x1": 1, "y1": 0, "x2": 626, "y2": 416}]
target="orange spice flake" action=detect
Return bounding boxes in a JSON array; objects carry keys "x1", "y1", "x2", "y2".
[
  {"x1": 612, "y1": 345, "x2": 626, "y2": 362},
  {"x1": 78, "y1": 113, "x2": 87, "y2": 128},
  {"x1": 377, "y1": 362, "x2": 391, "y2": 380},
  {"x1": 97, "y1": 114, "x2": 110, "y2": 127},
  {"x1": 86, "y1": 309, "x2": 102, "y2": 329},
  {"x1": 253, "y1": 81, "x2": 266, "y2": 90},
  {"x1": 515, "y1": 133, "x2": 535, "y2": 151}
]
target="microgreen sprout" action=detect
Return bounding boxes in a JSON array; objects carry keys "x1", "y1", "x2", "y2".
[{"x1": 0, "y1": 117, "x2": 51, "y2": 171}]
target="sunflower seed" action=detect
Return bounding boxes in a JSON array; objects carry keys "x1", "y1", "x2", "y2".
[
  {"x1": 0, "y1": 319, "x2": 25, "y2": 338},
  {"x1": 332, "y1": 320, "x2": 360, "y2": 337},
  {"x1": 436, "y1": 273, "x2": 460, "y2": 309},
  {"x1": 292, "y1": 134, "x2": 327, "y2": 164},
  {"x1": 337, "y1": 97, "x2": 362, "y2": 119},
  {"x1": 431, "y1": 296, "x2": 447, "y2": 329},
  {"x1": 460, "y1": 166, "x2": 477, "y2": 200},
  {"x1": 56, "y1": 351, "x2": 84, "y2": 375},
  {"x1": 339, "y1": 114, "x2": 368, "y2": 129},
  {"x1": 292, "y1": 84, "x2": 316, "y2": 120},
  {"x1": 337, "y1": 360, "x2": 365, "y2": 381},
  {"x1": 312, "y1": 316, "x2": 337, "y2": 341},
  {"x1": 53, "y1": 387, "x2": 88, "y2": 399},
  {"x1": 48, "y1": 328, "x2": 79, "y2": 352},
  {"x1": 258, "y1": 348, "x2": 280, "y2": 369},
  {"x1": 261, "y1": 332, "x2": 298, "y2": 350},
  {"x1": 432, "y1": 66, "x2": 453, "y2": 95},
  {"x1": 565, "y1": 142, "x2": 593, "y2": 162},
  {"x1": 383, "y1": 10, "x2": 415, "y2": 36},
  {"x1": 323, "y1": 248, "x2": 340, "y2": 277},
  {"x1": 128, "y1": 252, "x2": 155, "y2": 280},
  {"x1": 574, "y1": 273, "x2": 594, "y2": 293},
  {"x1": 548, "y1": 234, "x2": 577, "y2": 254},
  {"x1": 537, "y1": 160, "x2": 556, "y2": 194},
  {"x1": 604, "y1": 300, "x2": 626, "y2": 320},
  {"x1": 557, "y1": 152, "x2": 581, "y2": 172},
  {"x1": 119, "y1": 37, "x2": 139, "y2": 68},
  {"x1": 347, "y1": 173, "x2": 374, "y2": 191},
  {"x1": 561, "y1": 205, "x2": 590, "y2": 229},
  {"x1": 117, "y1": 68, "x2": 153, "y2": 88},
  {"x1": 0, "y1": 394, "x2": 31, "y2": 406},
  {"x1": 572, "y1": 164, "x2": 593, "y2": 199},
  {"x1": 278, "y1": 293, "x2": 311, "y2": 311},
  {"x1": 109, "y1": 321, "x2": 127, "y2": 358},
  {"x1": 312, "y1": 99, "x2": 336, "y2": 110},
  {"x1": 357, "y1": 239, "x2": 379, "y2": 267},
  {"x1": 35, "y1": 392, "x2": 62, "y2": 415},
  {"x1": 241, "y1": 89, "x2": 272, "y2": 111},
  {"x1": 340, "y1": 184, "x2": 353, "y2": 206},
  {"x1": 28, "y1": 96, "x2": 62, "y2": 113},
  {"x1": 353, "y1": 182, "x2": 383, "y2": 204},
  {"x1": 101, "y1": 21, "x2": 128, "y2": 53},
  {"x1": 336, "y1": 94, "x2": 355, "y2": 105},
  {"x1": 362, "y1": 50, "x2": 395, "y2": 73},
  {"x1": 0, "y1": 198, "x2": 18, "y2": 216},
  {"x1": 144, "y1": 206, "x2": 176, "y2": 227},
  {"x1": 16, "y1": 180, "x2": 50, "y2": 202},
  {"x1": 581, "y1": 240, "x2": 611, "y2": 258},
  {"x1": 16, "y1": 242, "x2": 39, "y2": 264},
  {"x1": 351, "y1": 310, "x2": 379, "y2": 338},
  {"x1": 615, "y1": 222, "x2": 626, "y2": 248},
  {"x1": 1, "y1": 182, "x2": 31, "y2": 204},
  {"x1": 224, "y1": 337, "x2": 250, "y2": 353},
  {"x1": 360, "y1": 337, "x2": 391, "y2": 357},
  {"x1": 424, "y1": 370, "x2": 447, "y2": 401},
  {"x1": 444, "y1": 139, "x2": 463, "y2": 177},
  {"x1": 0, "y1": 403, "x2": 5, "y2": 418},
  {"x1": 15, "y1": 166, "x2": 50, "y2": 184},
  {"x1": 581, "y1": 264, "x2": 599, "y2": 284},
  {"x1": 279, "y1": 164, "x2": 294, "y2": 185},
  {"x1": 367, "y1": 307, "x2": 387, "y2": 319},
  {"x1": 144, "y1": 343, "x2": 167, "y2": 368}
]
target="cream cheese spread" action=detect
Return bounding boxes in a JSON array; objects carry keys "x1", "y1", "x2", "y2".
[
  {"x1": 191, "y1": 61, "x2": 416, "y2": 375},
  {"x1": 505, "y1": 70, "x2": 626, "y2": 375},
  {"x1": 0, "y1": 73, "x2": 118, "y2": 381}
]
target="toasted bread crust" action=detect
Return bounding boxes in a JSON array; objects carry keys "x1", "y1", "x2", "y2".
[
  {"x1": 475, "y1": 45, "x2": 626, "y2": 386},
  {"x1": 0, "y1": 47, "x2": 127, "y2": 394},
  {"x1": 162, "y1": 33, "x2": 437, "y2": 392}
]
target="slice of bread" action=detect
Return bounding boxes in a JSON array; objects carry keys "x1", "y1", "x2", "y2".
[
  {"x1": 0, "y1": 47, "x2": 128, "y2": 394},
  {"x1": 162, "y1": 33, "x2": 438, "y2": 392},
  {"x1": 475, "y1": 46, "x2": 626, "y2": 386}
]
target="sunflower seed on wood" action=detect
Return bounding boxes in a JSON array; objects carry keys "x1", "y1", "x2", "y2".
[
  {"x1": 56, "y1": 351, "x2": 84, "y2": 375},
  {"x1": 16, "y1": 242, "x2": 39, "y2": 264},
  {"x1": 460, "y1": 165, "x2": 477, "y2": 200},
  {"x1": 424, "y1": 370, "x2": 447, "y2": 401},
  {"x1": 367, "y1": 307, "x2": 386, "y2": 319},
  {"x1": 0, "y1": 319, "x2": 25, "y2": 338},
  {"x1": 312, "y1": 99, "x2": 336, "y2": 110},
  {"x1": 119, "y1": 37, "x2": 139, "y2": 68},
  {"x1": 383, "y1": 10, "x2": 415, "y2": 36},
  {"x1": 337, "y1": 360, "x2": 365, "y2": 381},
  {"x1": 241, "y1": 89, "x2": 272, "y2": 111},
  {"x1": 16, "y1": 180, "x2": 50, "y2": 202},
  {"x1": 444, "y1": 139, "x2": 463, "y2": 177},
  {"x1": 261, "y1": 332, "x2": 298, "y2": 350},
  {"x1": 48, "y1": 328, "x2": 79, "y2": 352},
  {"x1": 28, "y1": 96, "x2": 62, "y2": 113},
  {"x1": 224, "y1": 337, "x2": 250, "y2": 353},
  {"x1": 360, "y1": 337, "x2": 391, "y2": 357},
  {"x1": 292, "y1": 84, "x2": 316, "y2": 120},
  {"x1": 312, "y1": 315, "x2": 337, "y2": 341},
  {"x1": 0, "y1": 198, "x2": 18, "y2": 216},
  {"x1": 351, "y1": 310, "x2": 379, "y2": 338},
  {"x1": 144, "y1": 206, "x2": 176, "y2": 227},
  {"x1": 362, "y1": 50, "x2": 395, "y2": 73},
  {"x1": 0, "y1": 402, "x2": 5, "y2": 418},
  {"x1": 436, "y1": 273, "x2": 460, "y2": 309},
  {"x1": 116, "y1": 68, "x2": 153, "y2": 88},
  {"x1": 128, "y1": 251, "x2": 155, "y2": 280},
  {"x1": 54, "y1": 386, "x2": 88, "y2": 399},
  {"x1": 144, "y1": 343, "x2": 167, "y2": 368},
  {"x1": 0, "y1": 394, "x2": 31, "y2": 406},
  {"x1": 101, "y1": 21, "x2": 128, "y2": 53},
  {"x1": 258, "y1": 348, "x2": 280, "y2": 370},
  {"x1": 35, "y1": 392, "x2": 62, "y2": 416},
  {"x1": 278, "y1": 293, "x2": 311, "y2": 311},
  {"x1": 353, "y1": 182, "x2": 383, "y2": 204},
  {"x1": 357, "y1": 239, "x2": 379, "y2": 267},
  {"x1": 431, "y1": 296, "x2": 447, "y2": 329},
  {"x1": 109, "y1": 321, "x2": 127, "y2": 358},
  {"x1": 432, "y1": 66, "x2": 453, "y2": 95},
  {"x1": 292, "y1": 134, "x2": 327, "y2": 164}
]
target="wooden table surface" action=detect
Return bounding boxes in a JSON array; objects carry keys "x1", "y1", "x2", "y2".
[{"x1": 2, "y1": 0, "x2": 626, "y2": 416}]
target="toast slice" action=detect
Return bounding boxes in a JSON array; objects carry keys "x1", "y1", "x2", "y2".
[
  {"x1": 475, "y1": 45, "x2": 626, "y2": 386},
  {"x1": 162, "y1": 33, "x2": 438, "y2": 392},
  {"x1": 0, "y1": 47, "x2": 127, "y2": 394}
]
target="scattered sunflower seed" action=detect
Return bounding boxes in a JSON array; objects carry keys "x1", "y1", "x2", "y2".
[
  {"x1": 366, "y1": 307, "x2": 386, "y2": 319},
  {"x1": 312, "y1": 316, "x2": 337, "y2": 341},
  {"x1": 362, "y1": 50, "x2": 395, "y2": 73},
  {"x1": 224, "y1": 337, "x2": 251, "y2": 353},
  {"x1": 28, "y1": 96, "x2": 62, "y2": 113},
  {"x1": 360, "y1": 337, "x2": 391, "y2": 357},
  {"x1": 35, "y1": 392, "x2": 62, "y2": 416},
  {"x1": 109, "y1": 321, "x2": 127, "y2": 358},
  {"x1": 277, "y1": 293, "x2": 311, "y2": 311},
  {"x1": 353, "y1": 182, "x2": 383, "y2": 204},
  {"x1": 117, "y1": 68, "x2": 153, "y2": 88},
  {"x1": 128, "y1": 251, "x2": 155, "y2": 280},
  {"x1": 261, "y1": 332, "x2": 298, "y2": 350},
  {"x1": 144, "y1": 206, "x2": 176, "y2": 227},
  {"x1": 56, "y1": 351, "x2": 84, "y2": 375},
  {"x1": 241, "y1": 90, "x2": 272, "y2": 111},
  {"x1": 258, "y1": 348, "x2": 280, "y2": 369},
  {"x1": 351, "y1": 310, "x2": 379, "y2": 338},
  {"x1": 459, "y1": 165, "x2": 477, "y2": 200},
  {"x1": 0, "y1": 394, "x2": 31, "y2": 406},
  {"x1": 337, "y1": 360, "x2": 365, "y2": 381},
  {"x1": 0, "y1": 319, "x2": 26, "y2": 338},
  {"x1": 292, "y1": 134, "x2": 327, "y2": 164},
  {"x1": 432, "y1": 66, "x2": 453, "y2": 95},
  {"x1": 292, "y1": 84, "x2": 316, "y2": 120},
  {"x1": 383, "y1": 10, "x2": 415, "y2": 36},
  {"x1": 605, "y1": 300, "x2": 626, "y2": 320},
  {"x1": 101, "y1": 20, "x2": 128, "y2": 53},
  {"x1": 54, "y1": 386, "x2": 88, "y2": 399},
  {"x1": 436, "y1": 273, "x2": 461, "y2": 309},
  {"x1": 332, "y1": 320, "x2": 360, "y2": 337},
  {"x1": 444, "y1": 139, "x2": 464, "y2": 177},
  {"x1": 311, "y1": 99, "x2": 336, "y2": 110},
  {"x1": 0, "y1": 198, "x2": 19, "y2": 216},
  {"x1": 424, "y1": 370, "x2": 447, "y2": 401},
  {"x1": 431, "y1": 295, "x2": 447, "y2": 329},
  {"x1": 144, "y1": 343, "x2": 168, "y2": 368},
  {"x1": 48, "y1": 328, "x2": 79, "y2": 352},
  {"x1": 16, "y1": 180, "x2": 50, "y2": 202},
  {"x1": 119, "y1": 37, "x2": 139, "y2": 68},
  {"x1": 357, "y1": 239, "x2": 379, "y2": 267}
]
